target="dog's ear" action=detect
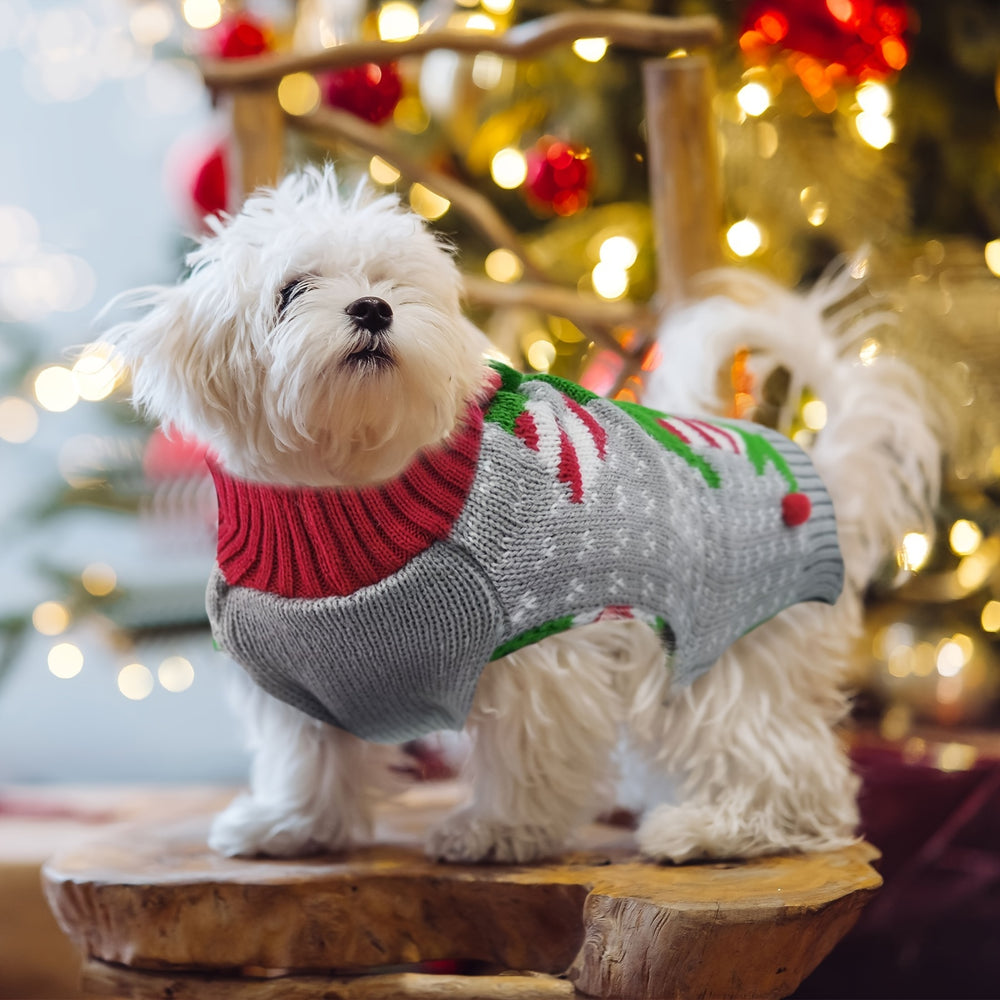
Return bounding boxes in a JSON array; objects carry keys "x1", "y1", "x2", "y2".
[{"x1": 101, "y1": 283, "x2": 257, "y2": 444}]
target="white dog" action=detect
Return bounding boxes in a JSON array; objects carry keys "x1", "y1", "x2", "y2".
[{"x1": 104, "y1": 167, "x2": 938, "y2": 864}]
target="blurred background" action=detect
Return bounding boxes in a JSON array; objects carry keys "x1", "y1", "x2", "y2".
[{"x1": 1, "y1": 0, "x2": 999, "y2": 997}]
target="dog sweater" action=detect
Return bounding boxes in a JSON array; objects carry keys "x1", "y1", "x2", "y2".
[{"x1": 207, "y1": 362, "x2": 843, "y2": 743}]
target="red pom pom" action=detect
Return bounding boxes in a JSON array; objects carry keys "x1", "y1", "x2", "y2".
[
  {"x1": 524, "y1": 138, "x2": 593, "y2": 217},
  {"x1": 208, "y1": 13, "x2": 272, "y2": 60},
  {"x1": 782, "y1": 491, "x2": 812, "y2": 527},
  {"x1": 190, "y1": 144, "x2": 228, "y2": 218},
  {"x1": 321, "y1": 63, "x2": 402, "y2": 124}
]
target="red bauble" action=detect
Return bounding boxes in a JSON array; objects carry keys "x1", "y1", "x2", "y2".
[
  {"x1": 207, "y1": 13, "x2": 272, "y2": 60},
  {"x1": 739, "y1": 0, "x2": 910, "y2": 79},
  {"x1": 524, "y1": 138, "x2": 592, "y2": 217},
  {"x1": 190, "y1": 144, "x2": 228, "y2": 218},
  {"x1": 143, "y1": 430, "x2": 211, "y2": 481},
  {"x1": 320, "y1": 63, "x2": 402, "y2": 124}
]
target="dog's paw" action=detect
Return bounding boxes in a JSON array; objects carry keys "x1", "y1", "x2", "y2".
[
  {"x1": 636, "y1": 803, "x2": 741, "y2": 864},
  {"x1": 208, "y1": 794, "x2": 353, "y2": 858},
  {"x1": 426, "y1": 810, "x2": 565, "y2": 864}
]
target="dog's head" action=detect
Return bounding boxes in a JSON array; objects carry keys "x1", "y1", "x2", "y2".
[{"x1": 104, "y1": 166, "x2": 487, "y2": 486}]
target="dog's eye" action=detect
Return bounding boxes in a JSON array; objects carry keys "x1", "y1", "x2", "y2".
[{"x1": 277, "y1": 276, "x2": 312, "y2": 317}]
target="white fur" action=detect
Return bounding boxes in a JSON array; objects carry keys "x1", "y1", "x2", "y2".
[{"x1": 105, "y1": 171, "x2": 939, "y2": 864}]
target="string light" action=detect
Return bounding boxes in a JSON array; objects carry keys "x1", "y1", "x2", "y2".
[
  {"x1": 572, "y1": 38, "x2": 609, "y2": 62},
  {"x1": 33, "y1": 602, "x2": 70, "y2": 636},
  {"x1": 82, "y1": 563, "x2": 117, "y2": 597},
  {"x1": 409, "y1": 184, "x2": 450, "y2": 220},
  {"x1": 949, "y1": 519, "x2": 982, "y2": 556},
  {"x1": 465, "y1": 13, "x2": 497, "y2": 31},
  {"x1": 0, "y1": 397, "x2": 38, "y2": 443},
  {"x1": 736, "y1": 82, "x2": 771, "y2": 116},
  {"x1": 898, "y1": 531, "x2": 931, "y2": 572},
  {"x1": 48, "y1": 643, "x2": 83, "y2": 679},
  {"x1": 181, "y1": 0, "x2": 220, "y2": 30},
  {"x1": 800, "y1": 187, "x2": 828, "y2": 227},
  {"x1": 936, "y1": 639, "x2": 966, "y2": 677},
  {"x1": 118, "y1": 663, "x2": 154, "y2": 700},
  {"x1": 599, "y1": 236, "x2": 638, "y2": 269},
  {"x1": 158, "y1": 656, "x2": 195, "y2": 692},
  {"x1": 393, "y1": 96, "x2": 429, "y2": 134},
  {"x1": 525, "y1": 338, "x2": 556, "y2": 372},
  {"x1": 129, "y1": 2, "x2": 174, "y2": 46},
  {"x1": 484, "y1": 249, "x2": 523, "y2": 283},
  {"x1": 277, "y1": 73, "x2": 320, "y2": 116},
  {"x1": 801, "y1": 399, "x2": 827, "y2": 431},
  {"x1": 490, "y1": 148, "x2": 527, "y2": 189},
  {"x1": 591, "y1": 262, "x2": 629, "y2": 300},
  {"x1": 369, "y1": 156, "x2": 401, "y2": 185},
  {"x1": 472, "y1": 53, "x2": 504, "y2": 89},
  {"x1": 377, "y1": 2, "x2": 419, "y2": 41},
  {"x1": 72, "y1": 345, "x2": 124, "y2": 401},
  {"x1": 34, "y1": 366, "x2": 79, "y2": 412},
  {"x1": 482, "y1": 0, "x2": 514, "y2": 13},
  {"x1": 856, "y1": 81, "x2": 891, "y2": 115},
  {"x1": 981, "y1": 600, "x2": 1000, "y2": 633},
  {"x1": 726, "y1": 219, "x2": 764, "y2": 257},
  {"x1": 855, "y1": 111, "x2": 894, "y2": 149},
  {"x1": 984, "y1": 239, "x2": 1000, "y2": 277}
]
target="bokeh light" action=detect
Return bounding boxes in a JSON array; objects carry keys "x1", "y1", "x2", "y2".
[
  {"x1": 118, "y1": 663, "x2": 155, "y2": 700},
  {"x1": 48, "y1": 643, "x2": 83, "y2": 679}
]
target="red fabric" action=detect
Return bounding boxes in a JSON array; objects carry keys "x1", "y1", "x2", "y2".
[
  {"x1": 211, "y1": 404, "x2": 484, "y2": 599},
  {"x1": 514, "y1": 409, "x2": 539, "y2": 451},
  {"x1": 564, "y1": 396, "x2": 607, "y2": 459},
  {"x1": 556, "y1": 424, "x2": 584, "y2": 504}
]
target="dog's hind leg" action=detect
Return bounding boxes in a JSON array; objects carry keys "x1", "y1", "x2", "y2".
[
  {"x1": 426, "y1": 623, "x2": 645, "y2": 864},
  {"x1": 634, "y1": 604, "x2": 860, "y2": 863}
]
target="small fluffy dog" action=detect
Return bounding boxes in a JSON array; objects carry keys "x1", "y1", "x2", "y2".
[{"x1": 105, "y1": 167, "x2": 938, "y2": 864}]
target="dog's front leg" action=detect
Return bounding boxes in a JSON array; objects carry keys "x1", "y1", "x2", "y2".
[
  {"x1": 209, "y1": 669, "x2": 375, "y2": 857},
  {"x1": 427, "y1": 628, "x2": 627, "y2": 864}
]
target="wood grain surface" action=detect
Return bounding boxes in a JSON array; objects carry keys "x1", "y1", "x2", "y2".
[{"x1": 43, "y1": 785, "x2": 881, "y2": 999}]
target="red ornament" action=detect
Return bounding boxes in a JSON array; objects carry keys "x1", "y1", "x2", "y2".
[
  {"x1": 190, "y1": 144, "x2": 228, "y2": 219},
  {"x1": 524, "y1": 138, "x2": 593, "y2": 217},
  {"x1": 143, "y1": 430, "x2": 211, "y2": 481},
  {"x1": 207, "y1": 13, "x2": 272, "y2": 59},
  {"x1": 740, "y1": 0, "x2": 910, "y2": 80},
  {"x1": 320, "y1": 63, "x2": 403, "y2": 124}
]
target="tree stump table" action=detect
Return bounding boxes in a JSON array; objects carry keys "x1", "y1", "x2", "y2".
[{"x1": 42, "y1": 784, "x2": 881, "y2": 1000}]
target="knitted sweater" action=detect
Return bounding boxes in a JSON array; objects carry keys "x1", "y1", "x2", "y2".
[{"x1": 207, "y1": 362, "x2": 843, "y2": 743}]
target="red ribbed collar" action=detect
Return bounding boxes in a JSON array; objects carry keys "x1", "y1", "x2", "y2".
[{"x1": 210, "y1": 400, "x2": 487, "y2": 599}]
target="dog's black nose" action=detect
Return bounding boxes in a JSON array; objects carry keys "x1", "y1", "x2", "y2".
[{"x1": 345, "y1": 296, "x2": 393, "y2": 333}]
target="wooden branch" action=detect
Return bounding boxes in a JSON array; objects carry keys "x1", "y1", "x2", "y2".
[
  {"x1": 229, "y1": 91, "x2": 286, "y2": 200},
  {"x1": 641, "y1": 55, "x2": 723, "y2": 312},
  {"x1": 462, "y1": 276, "x2": 651, "y2": 343},
  {"x1": 293, "y1": 105, "x2": 548, "y2": 282},
  {"x1": 201, "y1": 12, "x2": 722, "y2": 90}
]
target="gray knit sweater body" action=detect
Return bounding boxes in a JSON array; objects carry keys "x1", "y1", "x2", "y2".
[{"x1": 207, "y1": 367, "x2": 843, "y2": 743}]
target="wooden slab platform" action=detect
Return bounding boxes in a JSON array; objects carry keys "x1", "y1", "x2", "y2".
[{"x1": 42, "y1": 785, "x2": 881, "y2": 999}]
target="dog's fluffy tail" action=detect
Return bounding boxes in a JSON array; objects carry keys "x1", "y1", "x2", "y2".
[{"x1": 641, "y1": 255, "x2": 942, "y2": 593}]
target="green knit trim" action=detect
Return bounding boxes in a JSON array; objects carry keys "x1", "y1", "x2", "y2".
[
  {"x1": 491, "y1": 615, "x2": 576, "y2": 660},
  {"x1": 484, "y1": 362, "x2": 526, "y2": 435},
  {"x1": 487, "y1": 360, "x2": 525, "y2": 392},
  {"x1": 724, "y1": 423, "x2": 798, "y2": 492},
  {"x1": 484, "y1": 389, "x2": 526, "y2": 435},
  {"x1": 522, "y1": 371, "x2": 600, "y2": 406},
  {"x1": 613, "y1": 401, "x2": 721, "y2": 488}
]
